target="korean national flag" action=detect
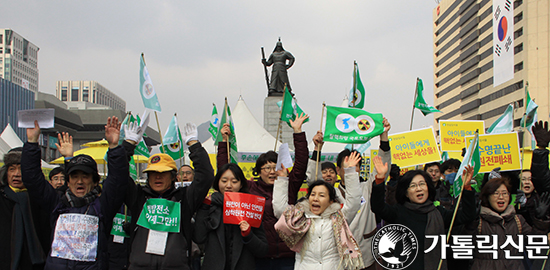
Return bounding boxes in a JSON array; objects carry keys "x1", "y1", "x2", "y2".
[{"x1": 493, "y1": 0, "x2": 514, "y2": 87}]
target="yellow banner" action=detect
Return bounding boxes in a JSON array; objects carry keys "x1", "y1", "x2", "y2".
[
  {"x1": 388, "y1": 127, "x2": 441, "y2": 168},
  {"x1": 369, "y1": 149, "x2": 379, "y2": 174},
  {"x1": 465, "y1": 132, "x2": 521, "y2": 173},
  {"x1": 440, "y1": 120, "x2": 485, "y2": 152}
]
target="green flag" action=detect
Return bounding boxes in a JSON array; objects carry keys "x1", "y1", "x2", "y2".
[
  {"x1": 139, "y1": 54, "x2": 161, "y2": 112},
  {"x1": 521, "y1": 89, "x2": 538, "y2": 149},
  {"x1": 214, "y1": 100, "x2": 238, "y2": 164},
  {"x1": 119, "y1": 113, "x2": 150, "y2": 158},
  {"x1": 348, "y1": 62, "x2": 365, "y2": 109},
  {"x1": 414, "y1": 78, "x2": 441, "y2": 116},
  {"x1": 280, "y1": 86, "x2": 309, "y2": 127},
  {"x1": 487, "y1": 104, "x2": 514, "y2": 134},
  {"x1": 208, "y1": 104, "x2": 219, "y2": 140},
  {"x1": 161, "y1": 115, "x2": 184, "y2": 160},
  {"x1": 323, "y1": 106, "x2": 384, "y2": 144},
  {"x1": 440, "y1": 151, "x2": 449, "y2": 163},
  {"x1": 133, "y1": 114, "x2": 150, "y2": 158},
  {"x1": 129, "y1": 157, "x2": 138, "y2": 180},
  {"x1": 453, "y1": 131, "x2": 481, "y2": 198}
]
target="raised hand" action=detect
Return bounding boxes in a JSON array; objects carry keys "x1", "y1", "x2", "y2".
[
  {"x1": 289, "y1": 112, "x2": 309, "y2": 133},
  {"x1": 462, "y1": 165, "x2": 474, "y2": 187},
  {"x1": 535, "y1": 192, "x2": 550, "y2": 219},
  {"x1": 55, "y1": 132, "x2": 74, "y2": 157},
  {"x1": 373, "y1": 155, "x2": 388, "y2": 179},
  {"x1": 105, "y1": 116, "x2": 121, "y2": 149},
  {"x1": 312, "y1": 131, "x2": 324, "y2": 151},
  {"x1": 124, "y1": 120, "x2": 145, "y2": 145},
  {"x1": 343, "y1": 151, "x2": 361, "y2": 169},
  {"x1": 533, "y1": 121, "x2": 550, "y2": 148},
  {"x1": 380, "y1": 117, "x2": 391, "y2": 141},
  {"x1": 26, "y1": 120, "x2": 41, "y2": 143},
  {"x1": 276, "y1": 163, "x2": 288, "y2": 178},
  {"x1": 221, "y1": 123, "x2": 231, "y2": 142},
  {"x1": 182, "y1": 123, "x2": 198, "y2": 145}
]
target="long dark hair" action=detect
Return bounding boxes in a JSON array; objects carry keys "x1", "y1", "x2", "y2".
[
  {"x1": 306, "y1": 180, "x2": 336, "y2": 202},
  {"x1": 213, "y1": 163, "x2": 249, "y2": 193},
  {"x1": 395, "y1": 170, "x2": 436, "y2": 204}
]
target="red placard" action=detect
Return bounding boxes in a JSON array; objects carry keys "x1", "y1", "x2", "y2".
[{"x1": 223, "y1": 192, "x2": 266, "y2": 228}]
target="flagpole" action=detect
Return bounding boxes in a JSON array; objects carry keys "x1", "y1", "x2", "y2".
[
  {"x1": 175, "y1": 113, "x2": 184, "y2": 166},
  {"x1": 274, "y1": 85, "x2": 286, "y2": 151},
  {"x1": 352, "y1": 61, "x2": 357, "y2": 108},
  {"x1": 315, "y1": 103, "x2": 326, "y2": 180},
  {"x1": 437, "y1": 131, "x2": 478, "y2": 270},
  {"x1": 224, "y1": 97, "x2": 230, "y2": 164},
  {"x1": 154, "y1": 111, "x2": 164, "y2": 151},
  {"x1": 410, "y1": 78, "x2": 419, "y2": 130}
]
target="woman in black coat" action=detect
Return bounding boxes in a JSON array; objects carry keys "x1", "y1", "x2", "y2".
[{"x1": 194, "y1": 163, "x2": 268, "y2": 270}]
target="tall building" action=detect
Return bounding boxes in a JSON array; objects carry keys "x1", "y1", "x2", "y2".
[
  {"x1": 432, "y1": 0, "x2": 548, "y2": 145},
  {"x1": 0, "y1": 78, "x2": 35, "y2": 141},
  {"x1": 56, "y1": 80, "x2": 126, "y2": 111},
  {"x1": 0, "y1": 29, "x2": 40, "y2": 92}
]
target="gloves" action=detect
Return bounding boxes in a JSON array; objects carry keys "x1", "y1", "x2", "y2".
[
  {"x1": 532, "y1": 121, "x2": 550, "y2": 148},
  {"x1": 124, "y1": 121, "x2": 145, "y2": 143},
  {"x1": 182, "y1": 123, "x2": 198, "y2": 144},
  {"x1": 535, "y1": 192, "x2": 550, "y2": 219},
  {"x1": 488, "y1": 167, "x2": 501, "y2": 181},
  {"x1": 516, "y1": 190, "x2": 527, "y2": 208}
]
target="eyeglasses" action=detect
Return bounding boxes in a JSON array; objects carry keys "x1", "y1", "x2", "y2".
[
  {"x1": 261, "y1": 166, "x2": 276, "y2": 172},
  {"x1": 178, "y1": 171, "x2": 193, "y2": 176},
  {"x1": 408, "y1": 182, "x2": 427, "y2": 190},
  {"x1": 492, "y1": 191, "x2": 509, "y2": 198}
]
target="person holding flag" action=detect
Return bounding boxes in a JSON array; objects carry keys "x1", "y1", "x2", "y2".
[
  {"x1": 371, "y1": 158, "x2": 477, "y2": 270},
  {"x1": 124, "y1": 122, "x2": 215, "y2": 270},
  {"x1": 160, "y1": 115, "x2": 185, "y2": 161},
  {"x1": 217, "y1": 113, "x2": 309, "y2": 270}
]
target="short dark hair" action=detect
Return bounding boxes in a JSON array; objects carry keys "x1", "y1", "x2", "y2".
[
  {"x1": 479, "y1": 178, "x2": 511, "y2": 208},
  {"x1": 179, "y1": 165, "x2": 194, "y2": 173},
  {"x1": 307, "y1": 180, "x2": 336, "y2": 202},
  {"x1": 321, "y1": 162, "x2": 336, "y2": 173},
  {"x1": 49, "y1": 167, "x2": 65, "y2": 181},
  {"x1": 336, "y1": 149, "x2": 363, "y2": 168},
  {"x1": 395, "y1": 170, "x2": 436, "y2": 205},
  {"x1": 254, "y1": 151, "x2": 278, "y2": 175},
  {"x1": 440, "y1": 159, "x2": 461, "y2": 174},
  {"x1": 214, "y1": 163, "x2": 249, "y2": 193},
  {"x1": 389, "y1": 164, "x2": 401, "y2": 180},
  {"x1": 423, "y1": 162, "x2": 440, "y2": 172}
]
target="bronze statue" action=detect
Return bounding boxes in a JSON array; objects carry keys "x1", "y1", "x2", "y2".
[{"x1": 261, "y1": 39, "x2": 295, "y2": 96}]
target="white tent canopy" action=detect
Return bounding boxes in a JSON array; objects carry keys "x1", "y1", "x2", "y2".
[
  {"x1": 203, "y1": 96, "x2": 278, "y2": 154},
  {"x1": 0, "y1": 124, "x2": 56, "y2": 168}
]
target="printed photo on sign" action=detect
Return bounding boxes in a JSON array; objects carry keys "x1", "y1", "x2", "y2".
[{"x1": 51, "y1": 214, "x2": 99, "y2": 262}]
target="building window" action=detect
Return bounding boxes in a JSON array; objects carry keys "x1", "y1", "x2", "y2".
[
  {"x1": 71, "y1": 87, "x2": 79, "y2": 101},
  {"x1": 83, "y1": 89, "x2": 89, "y2": 102},
  {"x1": 514, "y1": 28, "x2": 523, "y2": 39},
  {"x1": 514, "y1": 62, "x2": 524, "y2": 72},
  {"x1": 61, "y1": 89, "x2": 67, "y2": 101},
  {"x1": 514, "y1": 43, "x2": 523, "y2": 54},
  {"x1": 5, "y1": 49, "x2": 10, "y2": 54},
  {"x1": 514, "y1": 0, "x2": 523, "y2": 8},
  {"x1": 514, "y1": 12, "x2": 523, "y2": 24},
  {"x1": 0, "y1": 35, "x2": 2, "y2": 44}
]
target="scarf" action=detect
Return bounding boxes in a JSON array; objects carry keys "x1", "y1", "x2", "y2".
[
  {"x1": 61, "y1": 185, "x2": 101, "y2": 208},
  {"x1": 275, "y1": 200, "x2": 364, "y2": 269},
  {"x1": 3, "y1": 185, "x2": 45, "y2": 269},
  {"x1": 404, "y1": 201, "x2": 445, "y2": 270}
]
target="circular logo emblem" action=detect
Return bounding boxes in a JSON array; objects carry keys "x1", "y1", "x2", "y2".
[
  {"x1": 335, "y1": 113, "x2": 355, "y2": 133},
  {"x1": 168, "y1": 141, "x2": 180, "y2": 152},
  {"x1": 372, "y1": 224, "x2": 418, "y2": 270},
  {"x1": 498, "y1": 16, "x2": 508, "y2": 42},
  {"x1": 352, "y1": 90, "x2": 362, "y2": 106},
  {"x1": 150, "y1": 156, "x2": 161, "y2": 164},
  {"x1": 355, "y1": 115, "x2": 375, "y2": 135},
  {"x1": 143, "y1": 82, "x2": 155, "y2": 99}
]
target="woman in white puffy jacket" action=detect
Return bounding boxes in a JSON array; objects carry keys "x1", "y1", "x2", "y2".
[{"x1": 273, "y1": 151, "x2": 364, "y2": 270}]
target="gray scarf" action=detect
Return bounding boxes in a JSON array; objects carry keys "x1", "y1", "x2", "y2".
[{"x1": 404, "y1": 200, "x2": 446, "y2": 270}]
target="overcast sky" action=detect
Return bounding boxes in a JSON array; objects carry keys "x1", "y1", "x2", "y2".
[{"x1": 5, "y1": 0, "x2": 439, "y2": 145}]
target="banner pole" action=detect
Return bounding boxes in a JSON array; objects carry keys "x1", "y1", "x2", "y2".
[
  {"x1": 410, "y1": 78, "x2": 419, "y2": 130},
  {"x1": 155, "y1": 111, "x2": 164, "y2": 151},
  {"x1": 315, "y1": 102, "x2": 326, "y2": 180},
  {"x1": 224, "y1": 98, "x2": 230, "y2": 163}
]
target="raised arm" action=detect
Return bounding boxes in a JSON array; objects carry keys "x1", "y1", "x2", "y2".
[
  {"x1": 340, "y1": 152, "x2": 363, "y2": 223},
  {"x1": 273, "y1": 165, "x2": 290, "y2": 218},
  {"x1": 531, "y1": 121, "x2": 550, "y2": 194},
  {"x1": 22, "y1": 121, "x2": 59, "y2": 212},
  {"x1": 288, "y1": 113, "x2": 309, "y2": 204},
  {"x1": 216, "y1": 123, "x2": 231, "y2": 169},
  {"x1": 305, "y1": 131, "x2": 324, "y2": 185},
  {"x1": 370, "y1": 155, "x2": 398, "y2": 222}
]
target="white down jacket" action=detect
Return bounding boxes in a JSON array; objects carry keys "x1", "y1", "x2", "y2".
[{"x1": 273, "y1": 167, "x2": 362, "y2": 270}]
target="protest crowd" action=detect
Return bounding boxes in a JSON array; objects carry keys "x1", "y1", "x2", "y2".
[{"x1": 4, "y1": 100, "x2": 550, "y2": 270}]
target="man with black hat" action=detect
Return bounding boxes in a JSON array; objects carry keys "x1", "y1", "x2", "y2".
[
  {"x1": 21, "y1": 116, "x2": 129, "y2": 270},
  {"x1": 124, "y1": 122, "x2": 214, "y2": 270},
  {"x1": 0, "y1": 147, "x2": 50, "y2": 270}
]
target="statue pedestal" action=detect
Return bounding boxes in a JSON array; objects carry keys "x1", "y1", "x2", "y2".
[{"x1": 264, "y1": 96, "x2": 294, "y2": 150}]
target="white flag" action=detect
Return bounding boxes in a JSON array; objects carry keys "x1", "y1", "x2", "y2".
[{"x1": 493, "y1": 0, "x2": 514, "y2": 87}]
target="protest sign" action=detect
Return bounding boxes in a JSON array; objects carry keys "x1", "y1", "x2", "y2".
[
  {"x1": 18, "y1": 108, "x2": 55, "y2": 128},
  {"x1": 440, "y1": 120, "x2": 485, "y2": 152},
  {"x1": 111, "y1": 213, "x2": 130, "y2": 238},
  {"x1": 388, "y1": 127, "x2": 441, "y2": 168},
  {"x1": 51, "y1": 214, "x2": 99, "y2": 262},
  {"x1": 136, "y1": 198, "x2": 181, "y2": 233},
  {"x1": 223, "y1": 192, "x2": 266, "y2": 228},
  {"x1": 465, "y1": 132, "x2": 521, "y2": 173}
]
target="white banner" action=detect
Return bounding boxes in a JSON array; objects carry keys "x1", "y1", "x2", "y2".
[{"x1": 493, "y1": 0, "x2": 514, "y2": 87}]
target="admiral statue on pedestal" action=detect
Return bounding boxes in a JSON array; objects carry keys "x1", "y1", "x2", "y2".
[{"x1": 261, "y1": 39, "x2": 295, "y2": 97}]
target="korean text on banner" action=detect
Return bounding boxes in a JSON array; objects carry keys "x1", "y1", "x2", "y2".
[
  {"x1": 388, "y1": 127, "x2": 441, "y2": 168},
  {"x1": 465, "y1": 132, "x2": 521, "y2": 173},
  {"x1": 223, "y1": 192, "x2": 266, "y2": 228},
  {"x1": 440, "y1": 120, "x2": 485, "y2": 152}
]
